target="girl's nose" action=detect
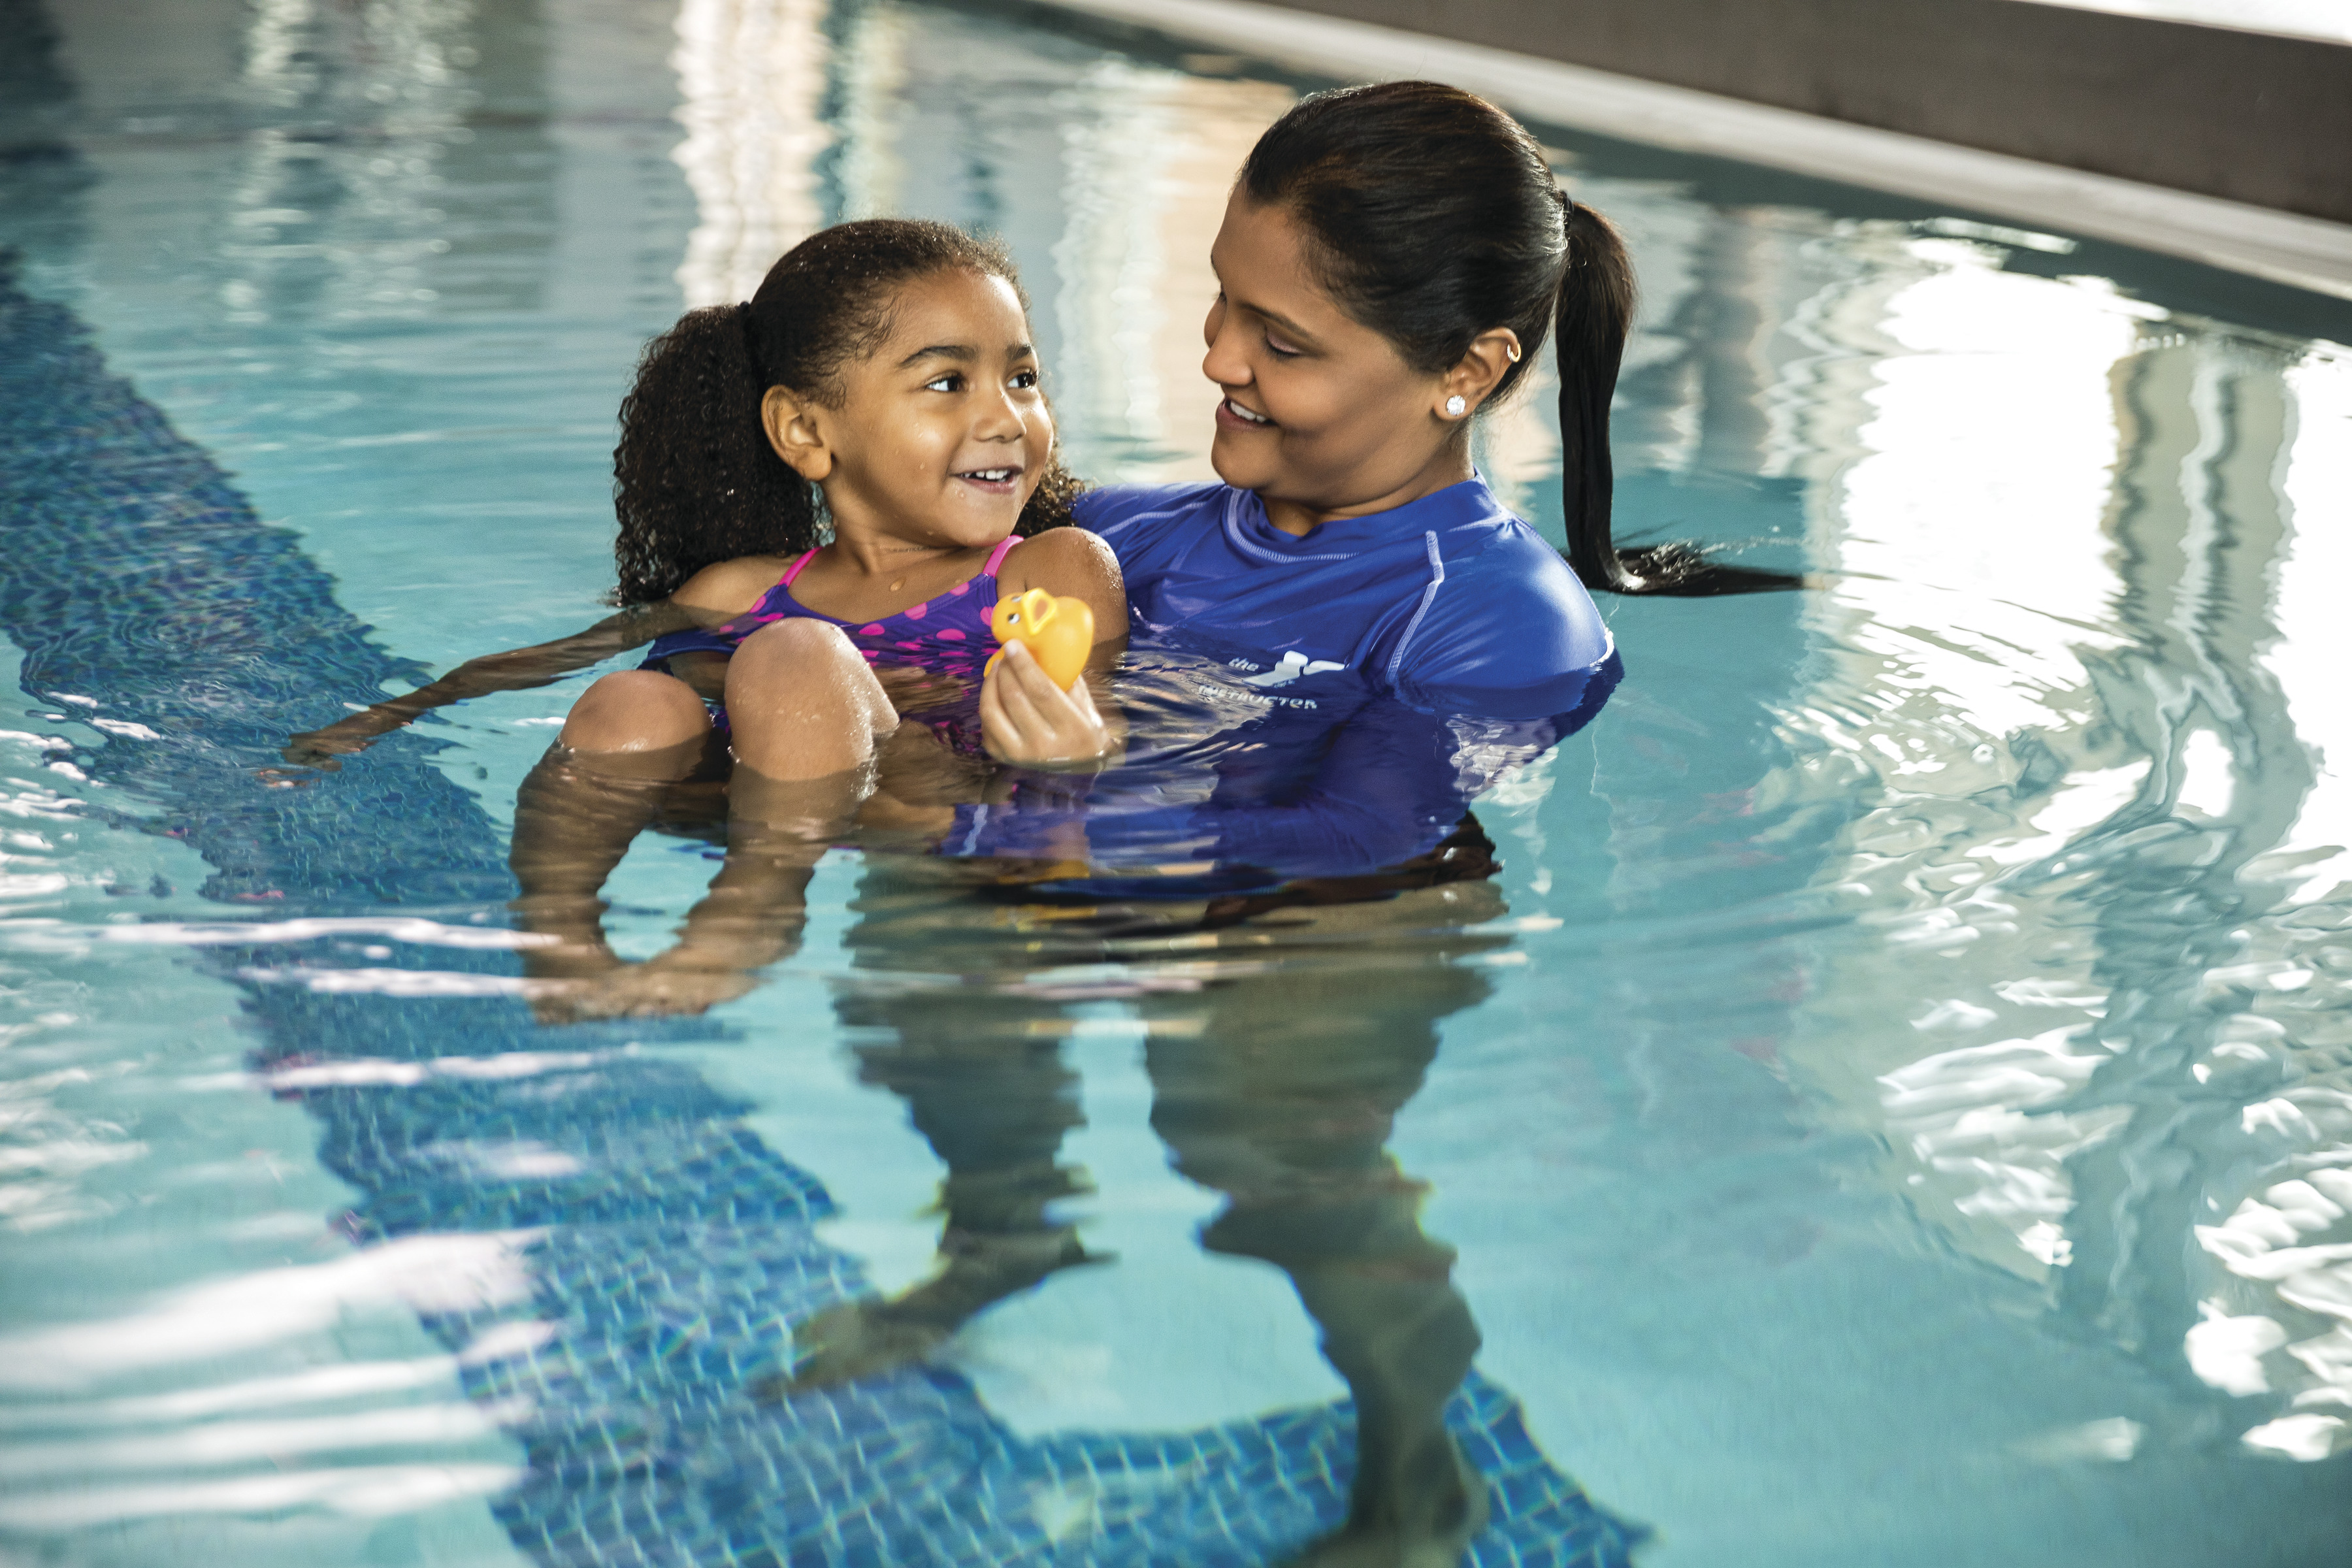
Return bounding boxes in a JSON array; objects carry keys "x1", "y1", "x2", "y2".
[
  {"x1": 974, "y1": 383, "x2": 1026, "y2": 442},
  {"x1": 1201, "y1": 301, "x2": 1250, "y2": 390}
]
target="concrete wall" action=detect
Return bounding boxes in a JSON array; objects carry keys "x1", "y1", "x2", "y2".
[{"x1": 1247, "y1": 0, "x2": 2352, "y2": 223}]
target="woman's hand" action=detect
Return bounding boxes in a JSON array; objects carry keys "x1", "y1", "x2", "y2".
[{"x1": 979, "y1": 640, "x2": 1120, "y2": 768}]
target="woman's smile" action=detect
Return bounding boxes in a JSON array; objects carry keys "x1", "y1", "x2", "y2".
[{"x1": 1215, "y1": 397, "x2": 1276, "y2": 432}]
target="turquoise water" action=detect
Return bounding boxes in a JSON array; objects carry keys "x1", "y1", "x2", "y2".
[{"x1": 3, "y1": 1, "x2": 2351, "y2": 1565}]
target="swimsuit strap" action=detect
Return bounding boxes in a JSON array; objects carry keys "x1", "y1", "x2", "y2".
[
  {"x1": 779, "y1": 547, "x2": 821, "y2": 588},
  {"x1": 981, "y1": 534, "x2": 1022, "y2": 580}
]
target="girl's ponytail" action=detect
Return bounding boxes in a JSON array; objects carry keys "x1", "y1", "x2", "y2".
[
  {"x1": 611, "y1": 221, "x2": 1079, "y2": 606},
  {"x1": 610, "y1": 303, "x2": 817, "y2": 606},
  {"x1": 1556, "y1": 199, "x2": 1799, "y2": 596}
]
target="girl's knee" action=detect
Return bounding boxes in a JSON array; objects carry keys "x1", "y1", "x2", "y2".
[
  {"x1": 728, "y1": 621, "x2": 887, "y2": 715},
  {"x1": 730, "y1": 617, "x2": 859, "y2": 679},
  {"x1": 561, "y1": 670, "x2": 710, "y2": 753}
]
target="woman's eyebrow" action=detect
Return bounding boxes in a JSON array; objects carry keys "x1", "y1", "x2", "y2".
[{"x1": 1235, "y1": 297, "x2": 1317, "y2": 345}]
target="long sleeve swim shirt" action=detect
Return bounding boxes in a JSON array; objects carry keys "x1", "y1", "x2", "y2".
[
  {"x1": 947, "y1": 477, "x2": 1621, "y2": 892},
  {"x1": 1084, "y1": 475, "x2": 1612, "y2": 719}
]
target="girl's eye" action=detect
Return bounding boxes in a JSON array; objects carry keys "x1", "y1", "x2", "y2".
[
  {"x1": 1264, "y1": 331, "x2": 1301, "y2": 359},
  {"x1": 1010, "y1": 368, "x2": 1038, "y2": 389},
  {"x1": 924, "y1": 373, "x2": 963, "y2": 393}
]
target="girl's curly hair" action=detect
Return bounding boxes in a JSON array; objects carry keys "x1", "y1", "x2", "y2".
[{"x1": 610, "y1": 219, "x2": 1083, "y2": 606}]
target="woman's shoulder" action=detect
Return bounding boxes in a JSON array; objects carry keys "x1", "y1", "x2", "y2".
[
  {"x1": 1072, "y1": 480, "x2": 1230, "y2": 542},
  {"x1": 1438, "y1": 523, "x2": 1608, "y2": 657},
  {"x1": 1390, "y1": 517, "x2": 1612, "y2": 714}
]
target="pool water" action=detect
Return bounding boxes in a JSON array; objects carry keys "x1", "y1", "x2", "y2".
[{"x1": 2, "y1": 1, "x2": 2350, "y2": 1565}]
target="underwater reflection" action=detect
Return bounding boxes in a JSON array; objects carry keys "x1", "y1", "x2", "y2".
[
  {"x1": 804, "y1": 830, "x2": 1512, "y2": 1560},
  {"x1": 494, "y1": 638, "x2": 1614, "y2": 1561}
]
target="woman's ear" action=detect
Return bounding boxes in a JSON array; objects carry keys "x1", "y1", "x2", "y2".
[
  {"x1": 762, "y1": 385, "x2": 834, "y2": 482},
  {"x1": 1437, "y1": 328, "x2": 1523, "y2": 421}
]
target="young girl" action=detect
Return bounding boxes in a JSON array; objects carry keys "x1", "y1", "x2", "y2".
[{"x1": 287, "y1": 219, "x2": 1125, "y2": 1013}]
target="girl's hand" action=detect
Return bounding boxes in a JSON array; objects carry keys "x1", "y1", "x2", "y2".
[
  {"x1": 282, "y1": 707, "x2": 407, "y2": 769},
  {"x1": 979, "y1": 640, "x2": 1120, "y2": 768}
]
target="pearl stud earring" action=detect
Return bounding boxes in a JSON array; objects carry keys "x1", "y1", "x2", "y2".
[{"x1": 1445, "y1": 395, "x2": 1467, "y2": 417}]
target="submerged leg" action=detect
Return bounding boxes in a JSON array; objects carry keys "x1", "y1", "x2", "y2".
[
  {"x1": 510, "y1": 670, "x2": 713, "y2": 1000},
  {"x1": 549, "y1": 623, "x2": 900, "y2": 1021},
  {"x1": 776, "y1": 862, "x2": 1095, "y2": 1392},
  {"x1": 1139, "y1": 880, "x2": 1507, "y2": 1567}
]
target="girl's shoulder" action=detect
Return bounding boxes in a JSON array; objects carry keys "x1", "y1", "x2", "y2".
[
  {"x1": 673, "y1": 553, "x2": 797, "y2": 616},
  {"x1": 997, "y1": 529, "x2": 1123, "y2": 629},
  {"x1": 999, "y1": 526, "x2": 1116, "y2": 583}
]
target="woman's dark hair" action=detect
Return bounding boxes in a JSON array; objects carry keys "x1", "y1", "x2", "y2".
[
  {"x1": 610, "y1": 218, "x2": 1081, "y2": 605},
  {"x1": 1239, "y1": 81, "x2": 1799, "y2": 595}
]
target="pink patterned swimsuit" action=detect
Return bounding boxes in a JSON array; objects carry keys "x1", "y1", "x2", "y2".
[{"x1": 640, "y1": 534, "x2": 1022, "y2": 751}]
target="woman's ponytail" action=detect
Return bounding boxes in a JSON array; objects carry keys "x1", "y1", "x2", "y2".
[
  {"x1": 1555, "y1": 200, "x2": 1635, "y2": 593},
  {"x1": 610, "y1": 303, "x2": 817, "y2": 604},
  {"x1": 1556, "y1": 199, "x2": 1799, "y2": 596},
  {"x1": 1238, "y1": 83, "x2": 1801, "y2": 599}
]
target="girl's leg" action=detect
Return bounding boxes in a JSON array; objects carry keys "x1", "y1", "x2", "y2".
[
  {"x1": 574, "y1": 622, "x2": 898, "y2": 1017},
  {"x1": 510, "y1": 671, "x2": 713, "y2": 992},
  {"x1": 722, "y1": 618, "x2": 898, "y2": 785},
  {"x1": 775, "y1": 857, "x2": 1094, "y2": 1392}
]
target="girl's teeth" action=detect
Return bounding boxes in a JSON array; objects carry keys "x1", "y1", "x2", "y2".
[{"x1": 1226, "y1": 399, "x2": 1270, "y2": 425}]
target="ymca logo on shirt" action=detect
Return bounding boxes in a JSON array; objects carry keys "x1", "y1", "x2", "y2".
[
  {"x1": 1235, "y1": 651, "x2": 1346, "y2": 689},
  {"x1": 1193, "y1": 649, "x2": 1349, "y2": 710}
]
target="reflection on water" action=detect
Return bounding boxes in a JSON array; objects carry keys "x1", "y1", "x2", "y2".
[{"x1": 3, "y1": 0, "x2": 2352, "y2": 1563}]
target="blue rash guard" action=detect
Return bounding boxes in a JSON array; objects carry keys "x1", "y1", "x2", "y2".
[
  {"x1": 947, "y1": 476, "x2": 1622, "y2": 890},
  {"x1": 1088, "y1": 474, "x2": 1612, "y2": 718}
]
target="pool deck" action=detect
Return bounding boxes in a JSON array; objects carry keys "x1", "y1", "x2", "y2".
[{"x1": 1033, "y1": 0, "x2": 2352, "y2": 303}]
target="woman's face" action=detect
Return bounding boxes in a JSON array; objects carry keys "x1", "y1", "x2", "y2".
[
  {"x1": 768, "y1": 269, "x2": 1051, "y2": 551},
  {"x1": 1201, "y1": 193, "x2": 1461, "y2": 530}
]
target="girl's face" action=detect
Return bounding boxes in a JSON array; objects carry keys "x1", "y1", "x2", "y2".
[
  {"x1": 768, "y1": 269, "x2": 1051, "y2": 550},
  {"x1": 1201, "y1": 193, "x2": 1462, "y2": 527}
]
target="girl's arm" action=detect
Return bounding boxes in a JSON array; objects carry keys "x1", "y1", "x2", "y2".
[
  {"x1": 980, "y1": 529, "x2": 1128, "y2": 766},
  {"x1": 995, "y1": 527, "x2": 1127, "y2": 670},
  {"x1": 282, "y1": 557, "x2": 786, "y2": 766}
]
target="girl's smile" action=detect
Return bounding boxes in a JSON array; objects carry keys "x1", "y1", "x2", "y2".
[
  {"x1": 953, "y1": 465, "x2": 1023, "y2": 495},
  {"x1": 768, "y1": 268, "x2": 1053, "y2": 561}
]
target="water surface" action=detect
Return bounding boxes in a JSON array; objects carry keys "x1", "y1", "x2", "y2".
[{"x1": 1, "y1": 1, "x2": 2349, "y2": 1565}]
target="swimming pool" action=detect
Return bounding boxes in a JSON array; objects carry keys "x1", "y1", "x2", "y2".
[{"x1": 1, "y1": 1, "x2": 2349, "y2": 1564}]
